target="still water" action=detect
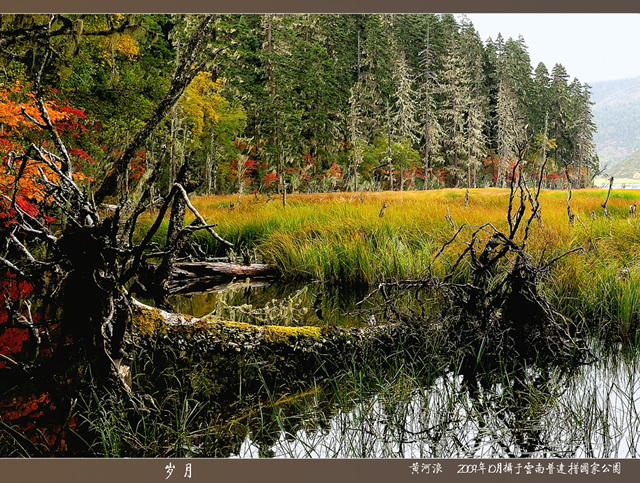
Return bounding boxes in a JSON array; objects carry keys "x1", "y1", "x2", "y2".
[
  {"x1": 170, "y1": 282, "x2": 640, "y2": 458},
  {"x1": 229, "y1": 352, "x2": 640, "y2": 458}
]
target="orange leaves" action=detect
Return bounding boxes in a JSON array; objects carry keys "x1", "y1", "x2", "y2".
[
  {"x1": 0, "y1": 154, "x2": 63, "y2": 205},
  {"x1": 1, "y1": 392, "x2": 53, "y2": 422},
  {"x1": 0, "y1": 81, "x2": 93, "y2": 211},
  {"x1": 0, "y1": 84, "x2": 68, "y2": 138}
]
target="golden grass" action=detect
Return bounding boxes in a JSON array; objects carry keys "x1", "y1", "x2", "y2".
[{"x1": 137, "y1": 188, "x2": 640, "y2": 338}]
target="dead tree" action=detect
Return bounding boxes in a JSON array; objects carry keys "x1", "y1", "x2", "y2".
[
  {"x1": 601, "y1": 176, "x2": 614, "y2": 218},
  {"x1": 366, "y1": 129, "x2": 590, "y2": 383},
  {"x1": 0, "y1": 15, "x2": 235, "y2": 454}
]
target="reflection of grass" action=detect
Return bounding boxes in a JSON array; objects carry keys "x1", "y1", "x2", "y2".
[{"x1": 68, "y1": 338, "x2": 640, "y2": 457}]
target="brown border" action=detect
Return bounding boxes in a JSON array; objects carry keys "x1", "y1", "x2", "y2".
[
  {"x1": 0, "y1": 458, "x2": 638, "y2": 482},
  {"x1": 2, "y1": 1, "x2": 640, "y2": 483},
  {"x1": 1, "y1": 0, "x2": 639, "y2": 13}
]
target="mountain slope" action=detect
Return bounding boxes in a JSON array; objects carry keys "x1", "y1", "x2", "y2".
[
  {"x1": 609, "y1": 149, "x2": 640, "y2": 178},
  {"x1": 590, "y1": 76, "x2": 640, "y2": 171}
]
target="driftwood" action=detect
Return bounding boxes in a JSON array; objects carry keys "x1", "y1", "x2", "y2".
[
  {"x1": 168, "y1": 262, "x2": 276, "y2": 294},
  {"x1": 128, "y1": 299, "x2": 437, "y2": 407}
]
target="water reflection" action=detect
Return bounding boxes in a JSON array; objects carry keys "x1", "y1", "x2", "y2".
[
  {"x1": 164, "y1": 282, "x2": 640, "y2": 458},
  {"x1": 229, "y1": 350, "x2": 640, "y2": 458},
  {"x1": 169, "y1": 281, "x2": 373, "y2": 327}
]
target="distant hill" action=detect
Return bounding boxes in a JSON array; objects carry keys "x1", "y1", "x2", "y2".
[
  {"x1": 589, "y1": 76, "x2": 640, "y2": 172},
  {"x1": 608, "y1": 149, "x2": 640, "y2": 179}
]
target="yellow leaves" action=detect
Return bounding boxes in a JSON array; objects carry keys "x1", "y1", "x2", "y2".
[
  {"x1": 179, "y1": 71, "x2": 227, "y2": 138},
  {"x1": 112, "y1": 34, "x2": 140, "y2": 61},
  {"x1": 98, "y1": 32, "x2": 140, "y2": 66}
]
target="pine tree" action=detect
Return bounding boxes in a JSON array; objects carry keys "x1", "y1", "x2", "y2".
[
  {"x1": 418, "y1": 19, "x2": 443, "y2": 189},
  {"x1": 348, "y1": 84, "x2": 365, "y2": 192},
  {"x1": 439, "y1": 19, "x2": 469, "y2": 187},
  {"x1": 550, "y1": 63, "x2": 572, "y2": 182},
  {"x1": 568, "y1": 79, "x2": 597, "y2": 187},
  {"x1": 390, "y1": 33, "x2": 419, "y2": 190},
  {"x1": 459, "y1": 17, "x2": 487, "y2": 188}
]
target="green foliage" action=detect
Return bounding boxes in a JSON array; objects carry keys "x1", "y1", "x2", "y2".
[{"x1": 1, "y1": 14, "x2": 598, "y2": 197}]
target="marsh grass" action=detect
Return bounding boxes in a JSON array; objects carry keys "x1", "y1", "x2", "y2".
[
  {"x1": 136, "y1": 188, "x2": 640, "y2": 340},
  {"x1": 87, "y1": 187, "x2": 640, "y2": 458}
]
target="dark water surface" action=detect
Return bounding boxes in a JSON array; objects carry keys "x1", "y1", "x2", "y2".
[{"x1": 168, "y1": 282, "x2": 640, "y2": 458}]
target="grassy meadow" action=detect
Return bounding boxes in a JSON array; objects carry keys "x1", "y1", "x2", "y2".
[
  {"x1": 65, "y1": 187, "x2": 640, "y2": 458},
  {"x1": 139, "y1": 187, "x2": 640, "y2": 342}
]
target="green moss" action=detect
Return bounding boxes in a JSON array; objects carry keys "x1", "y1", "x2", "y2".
[
  {"x1": 131, "y1": 305, "x2": 169, "y2": 337},
  {"x1": 261, "y1": 325, "x2": 322, "y2": 344}
]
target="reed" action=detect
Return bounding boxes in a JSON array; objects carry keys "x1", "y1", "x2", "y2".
[{"x1": 136, "y1": 188, "x2": 640, "y2": 340}]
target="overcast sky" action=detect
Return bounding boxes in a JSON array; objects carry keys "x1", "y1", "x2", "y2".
[{"x1": 463, "y1": 14, "x2": 640, "y2": 84}]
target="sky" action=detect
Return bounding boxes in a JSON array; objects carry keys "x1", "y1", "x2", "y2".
[{"x1": 463, "y1": 14, "x2": 640, "y2": 84}]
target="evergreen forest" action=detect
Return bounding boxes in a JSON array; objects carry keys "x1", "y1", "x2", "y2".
[{"x1": 1, "y1": 14, "x2": 599, "y2": 202}]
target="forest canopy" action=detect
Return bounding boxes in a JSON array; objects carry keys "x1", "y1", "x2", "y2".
[{"x1": 1, "y1": 13, "x2": 599, "y2": 201}]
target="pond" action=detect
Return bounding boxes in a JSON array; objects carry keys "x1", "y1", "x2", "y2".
[
  {"x1": 168, "y1": 280, "x2": 373, "y2": 328},
  {"x1": 165, "y1": 281, "x2": 640, "y2": 458},
  {"x1": 231, "y1": 351, "x2": 640, "y2": 458}
]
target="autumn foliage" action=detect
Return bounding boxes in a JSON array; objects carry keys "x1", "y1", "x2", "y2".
[
  {"x1": 0, "y1": 82, "x2": 94, "y2": 226},
  {"x1": 0, "y1": 82, "x2": 97, "y2": 453}
]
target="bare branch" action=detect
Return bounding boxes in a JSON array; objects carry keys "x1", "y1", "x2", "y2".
[
  {"x1": 540, "y1": 247, "x2": 586, "y2": 271},
  {"x1": 0, "y1": 255, "x2": 28, "y2": 279},
  {"x1": 174, "y1": 183, "x2": 233, "y2": 248},
  {"x1": 601, "y1": 176, "x2": 614, "y2": 218}
]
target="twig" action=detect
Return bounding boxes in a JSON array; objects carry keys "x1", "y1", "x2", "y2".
[
  {"x1": 601, "y1": 176, "x2": 614, "y2": 218},
  {"x1": 540, "y1": 247, "x2": 586, "y2": 271},
  {"x1": 174, "y1": 183, "x2": 233, "y2": 248}
]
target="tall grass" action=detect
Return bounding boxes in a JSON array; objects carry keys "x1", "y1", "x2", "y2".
[{"x1": 137, "y1": 188, "x2": 640, "y2": 339}]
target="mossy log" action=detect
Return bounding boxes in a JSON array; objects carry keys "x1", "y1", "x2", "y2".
[
  {"x1": 130, "y1": 298, "x2": 433, "y2": 358},
  {"x1": 128, "y1": 299, "x2": 438, "y2": 410}
]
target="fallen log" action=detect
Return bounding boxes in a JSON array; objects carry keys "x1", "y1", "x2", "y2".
[
  {"x1": 128, "y1": 299, "x2": 438, "y2": 409},
  {"x1": 168, "y1": 261, "x2": 276, "y2": 294}
]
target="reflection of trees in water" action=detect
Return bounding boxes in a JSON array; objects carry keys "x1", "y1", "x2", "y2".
[
  {"x1": 169, "y1": 281, "x2": 374, "y2": 328},
  {"x1": 230, "y1": 351, "x2": 640, "y2": 458}
]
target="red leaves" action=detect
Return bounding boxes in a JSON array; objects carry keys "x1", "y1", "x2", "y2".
[
  {"x1": 1, "y1": 392, "x2": 53, "y2": 422},
  {"x1": 0, "y1": 81, "x2": 93, "y2": 225},
  {"x1": 0, "y1": 272, "x2": 35, "y2": 369},
  {"x1": 327, "y1": 162, "x2": 343, "y2": 180},
  {"x1": 262, "y1": 171, "x2": 279, "y2": 189},
  {"x1": 0, "y1": 391, "x2": 77, "y2": 454},
  {"x1": 15, "y1": 196, "x2": 39, "y2": 217},
  {"x1": 128, "y1": 148, "x2": 146, "y2": 186},
  {"x1": 58, "y1": 105, "x2": 87, "y2": 119},
  {"x1": 69, "y1": 147, "x2": 96, "y2": 164}
]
